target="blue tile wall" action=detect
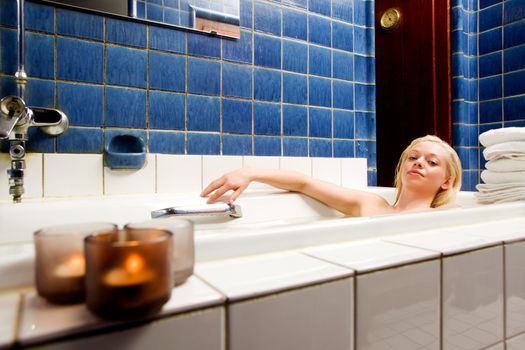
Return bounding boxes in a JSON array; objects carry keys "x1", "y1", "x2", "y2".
[
  {"x1": 452, "y1": 0, "x2": 525, "y2": 190},
  {"x1": 1, "y1": 0, "x2": 377, "y2": 184}
]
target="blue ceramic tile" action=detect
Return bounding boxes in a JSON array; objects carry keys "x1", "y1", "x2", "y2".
[
  {"x1": 283, "y1": 8, "x2": 307, "y2": 41},
  {"x1": 451, "y1": 7, "x2": 463, "y2": 31},
  {"x1": 283, "y1": 73, "x2": 307, "y2": 104},
  {"x1": 467, "y1": 33, "x2": 478, "y2": 56},
  {"x1": 147, "y1": 3, "x2": 163, "y2": 21},
  {"x1": 452, "y1": 101, "x2": 467, "y2": 123},
  {"x1": 367, "y1": 170, "x2": 377, "y2": 186},
  {"x1": 283, "y1": 137, "x2": 308, "y2": 156},
  {"x1": 283, "y1": 40, "x2": 307, "y2": 73},
  {"x1": 504, "y1": 0, "x2": 525, "y2": 24},
  {"x1": 355, "y1": 55, "x2": 375, "y2": 83},
  {"x1": 469, "y1": 148, "x2": 479, "y2": 170},
  {"x1": 149, "y1": 51, "x2": 186, "y2": 91},
  {"x1": 254, "y1": 102, "x2": 281, "y2": 135},
  {"x1": 223, "y1": 30, "x2": 252, "y2": 64},
  {"x1": 332, "y1": 21, "x2": 353, "y2": 51},
  {"x1": 26, "y1": 128, "x2": 55, "y2": 153},
  {"x1": 504, "y1": 70, "x2": 525, "y2": 97},
  {"x1": 479, "y1": 99, "x2": 502, "y2": 123},
  {"x1": 467, "y1": 79, "x2": 478, "y2": 101},
  {"x1": 149, "y1": 131, "x2": 184, "y2": 154},
  {"x1": 25, "y1": 2, "x2": 54, "y2": 33},
  {"x1": 0, "y1": 0, "x2": 16, "y2": 26},
  {"x1": 223, "y1": 135, "x2": 253, "y2": 155},
  {"x1": 254, "y1": 136, "x2": 281, "y2": 156},
  {"x1": 254, "y1": 34, "x2": 281, "y2": 69},
  {"x1": 309, "y1": 15, "x2": 331, "y2": 47},
  {"x1": 309, "y1": 45, "x2": 331, "y2": 77},
  {"x1": 479, "y1": 76, "x2": 501, "y2": 100},
  {"x1": 451, "y1": 29, "x2": 462, "y2": 54},
  {"x1": 309, "y1": 76, "x2": 331, "y2": 107},
  {"x1": 467, "y1": 56, "x2": 478, "y2": 79},
  {"x1": 309, "y1": 107, "x2": 331, "y2": 138},
  {"x1": 24, "y1": 79, "x2": 55, "y2": 107},
  {"x1": 180, "y1": 10, "x2": 191, "y2": 26},
  {"x1": 504, "y1": 20, "x2": 525, "y2": 48},
  {"x1": 148, "y1": 91, "x2": 185, "y2": 130},
  {"x1": 479, "y1": 28, "x2": 502, "y2": 54},
  {"x1": 188, "y1": 32, "x2": 221, "y2": 58},
  {"x1": 451, "y1": 53, "x2": 462, "y2": 77},
  {"x1": 188, "y1": 133, "x2": 220, "y2": 154},
  {"x1": 333, "y1": 80, "x2": 354, "y2": 110},
  {"x1": 309, "y1": 139, "x2": 332, "y2": 157},
  {"x1": 57, "y1": 38, "x2": 104, "y2": 84},
  {"x1": 25, "y1": 32, "x2": 54, "y2": 79},
  {"x1": 333, "y1": 110, "x2": 354, "y2": 139},
  {"x1": 456, "y1": 147, "x2": 469, "y2": 169},
  {"x1": 479, "y1": 52, "x2": 501, "y2": 78},
  {"x1": 354, "y1": 27, "x2": 373, "y2": 55},
  {"x1": 188, "y1": 58, "x2": 220, "y2": 95},
  {"x1": 106, "y1": 18, "x2": 147, "y2": 48},
  {"x1": 240, "y1": 0, "x2": 253, "y2": 28},
  {"x1": 355, "y1": 111, "x2": 375, "y2": 139},
  {"x1": 334, "y1": 140, "x2": 355, "y2": 157},
  {"x1": 222, "y1": 99, "x2": 252, "y2": 134},
  {"x1": 254, "y1": 68, "x2": 281, "y2": 102},
  {"x1": 507, "y1": 120, "x2": 525, "y2": 127},
  {"x1": 282, "y1": 0, "x2": 307, "y2": 9},
  {"x1": 309, "y1": 0, "x2": 330, "y2": 16},
  {"x1": 187, "y1": 95, "x2": 220, "y2": 131},
  {"x1": 57, "y1": 9, "x2": 104, "y2": 41},
  {"x1": 480, "y1": 0, "x2": 500, "y2": 9},
  {"x1": 452, "y1": 77, "x2": 466, "y2": 100},
  {"x1": 452, "y1": 123, "x2": 468, "y2": 147},
  {"x1": 106, "y1": 45, "x2": 147, "y2": 88},
  {"x1": 354, "y1": 0, "x2": 374, "y2": 27},
  {"x1": 223, "y1": 62, "x2": 252, "y2": 98},
  {"x1": 332, "y1": 0, "x2": 352, "y2": 22},
  {"x1": 254, "y1": 1, "x2": 281, "y2": 36},
  {"x1": 149, "y1": 26, "x2": 186, "y2": 53},
  {"x1": 504, "y1": 44, "x2": 525, "y2": 72},
  {"x1": 57, "y1": 127, "x2": 103, "y2": 153},
  {"x1": 467, "y1": 11, "x2": 478, "y2": 34},
  {"x1": 57, "y1": 83, "x2": 103, "y2": 127},
  {"x1": 355, "y1": 84, "x2": 375, "y2": 111},
  {"x1": 467, "y1": 101, "x2": 478, "y2": 124},
  {"x1": 164, "y1": 8, "x2": 180, "y2": 25},
  {"x1": 479, "y1": 4, "x2": 502, "y2": 32},
  {"x1": 356, "y1": 140, "x2": 376, "y2": 167},
  {"x1": 505, "y1": 95, "x2": 525, "y2": 121},
  {"x1": 333, "y1": 51, "x2": 354, "y2": 81},
  {"x1": 0, "y1": 76, "x2": 16, "y2": 100},
  {"x1": 136, "y1": 1, "x2": 146, "y2": 18},
  {"x1": 283, "y1": 104, "x2": 307, "y2": 136},
  {"x1": 0, "y1": 28, "x2": 16, "y2": 74},
  {"x1": 105, "y1": 87, "x2": 146, "y2": 128}
]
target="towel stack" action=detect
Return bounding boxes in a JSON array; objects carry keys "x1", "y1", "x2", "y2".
[{"x1": 476, "y1": 127, "x2": 525, "y2": 204}]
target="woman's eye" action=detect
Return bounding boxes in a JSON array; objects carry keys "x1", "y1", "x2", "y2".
[
  {"x1": 408, "y1": 156, "x2": 416, "y2": 160},
  {"x1": 429, "y1": 160, "x2": 438, "y2": 166}
]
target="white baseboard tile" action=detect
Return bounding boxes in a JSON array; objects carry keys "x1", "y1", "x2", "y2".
[
  {"x1": 104, "y1": 154, "x2": 156, "y2": 195},
  {"x1": 157, "y1": 154, "x2": 202, "y2": 194}
]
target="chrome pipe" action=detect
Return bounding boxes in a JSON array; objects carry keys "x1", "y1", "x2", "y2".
[{"x1": 15, "y1": 0, "x2": 27, "y2": 99}]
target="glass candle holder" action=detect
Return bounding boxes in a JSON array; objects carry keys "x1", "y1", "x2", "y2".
[
  {"x1": 34, "y1": 223, "x2": 117, "y2": 304},
  {"x1": 85, "y1": 228, "x2": 173, "y2": 320},
  {"x1": 125, "y1": 219, "x2": 194, "y2": 286}
]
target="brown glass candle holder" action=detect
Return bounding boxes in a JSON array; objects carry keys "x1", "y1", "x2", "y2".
[
  {"x1": 85, "y1": 228, "x2": 173, "y2": 320},
  {"x1": 34, "y1": 223, "x2": 117, "y2": 304}
]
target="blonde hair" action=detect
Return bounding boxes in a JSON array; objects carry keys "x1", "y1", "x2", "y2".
[{"x1": 394, "y1": 135, "x2": 462, "y2": 208}]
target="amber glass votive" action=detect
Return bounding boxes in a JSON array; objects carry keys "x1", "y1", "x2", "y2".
[
  {"x1": 85, "y1": 228, "x2": 173, "y2": 320},
  {"x1": 34, "y1": 223, "x2": 117, "y2": 304}
]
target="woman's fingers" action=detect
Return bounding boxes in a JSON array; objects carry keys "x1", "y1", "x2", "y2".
[
  {"x1": 201, "y1": 177, "x2": 226, "y2": 197},
  {"x1": 207, "y1": 184, "x2": 234, "y2": 203},
  {"x1": 227, "y1": 186, "x2": 246, "y2": 204}
]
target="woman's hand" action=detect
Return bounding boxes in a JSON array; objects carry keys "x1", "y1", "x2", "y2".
[{"x1": 201, "y1": 169, "x2": 252, "y2": 204}]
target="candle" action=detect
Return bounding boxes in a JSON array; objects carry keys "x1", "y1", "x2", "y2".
[
  {"x1": 85, "y1": 228, "x2": 173, "y2": 320},
  {"x1": 53, "y1": 254, "x2": 85, "y2": 278}
]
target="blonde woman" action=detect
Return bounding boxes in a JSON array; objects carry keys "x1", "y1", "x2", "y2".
[{"x1": 201, "y1": 135, "x2": 463, "y2": 216}]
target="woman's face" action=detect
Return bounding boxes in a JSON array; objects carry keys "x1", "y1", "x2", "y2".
[{"x1": 402, "y1": 141, "x2": 451, "y2": 193}]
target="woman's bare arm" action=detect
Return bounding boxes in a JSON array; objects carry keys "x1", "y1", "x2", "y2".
[{"x1": 201, "y1": 168, "x2": 389, "y2": 216}]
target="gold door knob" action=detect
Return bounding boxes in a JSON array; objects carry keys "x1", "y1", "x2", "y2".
[{"x1": 380, "y1": 8, "x2": 401, "y2": 30}]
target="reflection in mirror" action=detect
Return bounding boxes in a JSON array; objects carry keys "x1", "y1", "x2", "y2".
[{"x1": 39, "y1": 0, "x2": 241, "y2": 38}]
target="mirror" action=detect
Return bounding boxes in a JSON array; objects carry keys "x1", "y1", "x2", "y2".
[{"x1": 38, "y1": 0, "x2": 241, "y2": 39}]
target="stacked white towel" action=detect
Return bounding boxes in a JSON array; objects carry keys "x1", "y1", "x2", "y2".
[{"x1": 476, "y1": 127, "x2": 525, "y2": 204}]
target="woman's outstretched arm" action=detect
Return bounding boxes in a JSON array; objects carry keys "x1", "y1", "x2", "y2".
[{"x1": 201, "y1": 168, "x2": 389, "y2": 216}]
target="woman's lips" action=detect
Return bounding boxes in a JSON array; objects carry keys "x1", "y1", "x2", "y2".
[{"x1": 408, "y1": 170, "x2": 423, "y2": 177}]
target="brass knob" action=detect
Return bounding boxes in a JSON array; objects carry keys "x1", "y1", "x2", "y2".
[{"x1": 380, "y1": 8, "x2": 401, "y2": 30}]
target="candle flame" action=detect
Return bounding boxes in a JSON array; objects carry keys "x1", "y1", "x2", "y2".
[
  {"x1": 124, "y1": 253, "x2": 144, "y2": 275},
  {"x1": 66, "y1": 254, "x2": 85, "y2": 273}
]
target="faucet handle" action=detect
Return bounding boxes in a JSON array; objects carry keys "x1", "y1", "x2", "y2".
[
  {"x1": 0, "y1": 96, "x2": 28, "y2": 139},
  {"x1": 30, "y1": 107, "x2": 69, "y2": 136}
]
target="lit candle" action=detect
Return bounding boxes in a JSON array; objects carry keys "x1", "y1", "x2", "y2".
[
  {"x1": 103, "y1": 253, "x2": 154, "y2": 287},
  {"x1": 53, "y1": 254, "x2": 85, "y2": 278}
]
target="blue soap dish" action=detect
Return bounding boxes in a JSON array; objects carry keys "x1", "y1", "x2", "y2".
[{"x1": 104, "y1": 134, "x2": 146, "y2": 170}]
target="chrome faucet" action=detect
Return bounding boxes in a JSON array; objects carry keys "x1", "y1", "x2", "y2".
[{"x1": 0, "y1": 96, "x2": 69, "y2": 202}]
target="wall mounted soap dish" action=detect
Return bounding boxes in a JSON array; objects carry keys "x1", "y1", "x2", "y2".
[{"x1": 104, "y1": 134, "x2": 146, "y2": 170}]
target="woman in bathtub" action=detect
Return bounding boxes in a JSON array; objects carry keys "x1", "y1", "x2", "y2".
[{"x1": 201, "y1": 135, "x2": 463, "y2": 216}]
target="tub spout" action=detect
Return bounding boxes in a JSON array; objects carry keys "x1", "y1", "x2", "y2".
[{"x1": 151, "y1": 203, "x2": 242, "y2": 219}]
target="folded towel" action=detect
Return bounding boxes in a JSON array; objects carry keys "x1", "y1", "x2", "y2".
[
  {"x1": 485, "y1": 158, "x2": 525, "y2": 172},
  {"x1": 479, "y1": 127, "x2": 525, "y2": 147},
  {"x1": 475, "y1": 189, "x2": 525, "y2": 204},
  {"x1": 483, "y1": 141, "x2": 525, "y2": 161},
  {"x1": 477, "y1": 182, "x2": 525, "y2": 192},
  {"x1": 481, "y1": 170, "x2": 525, "y2": 184}
]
